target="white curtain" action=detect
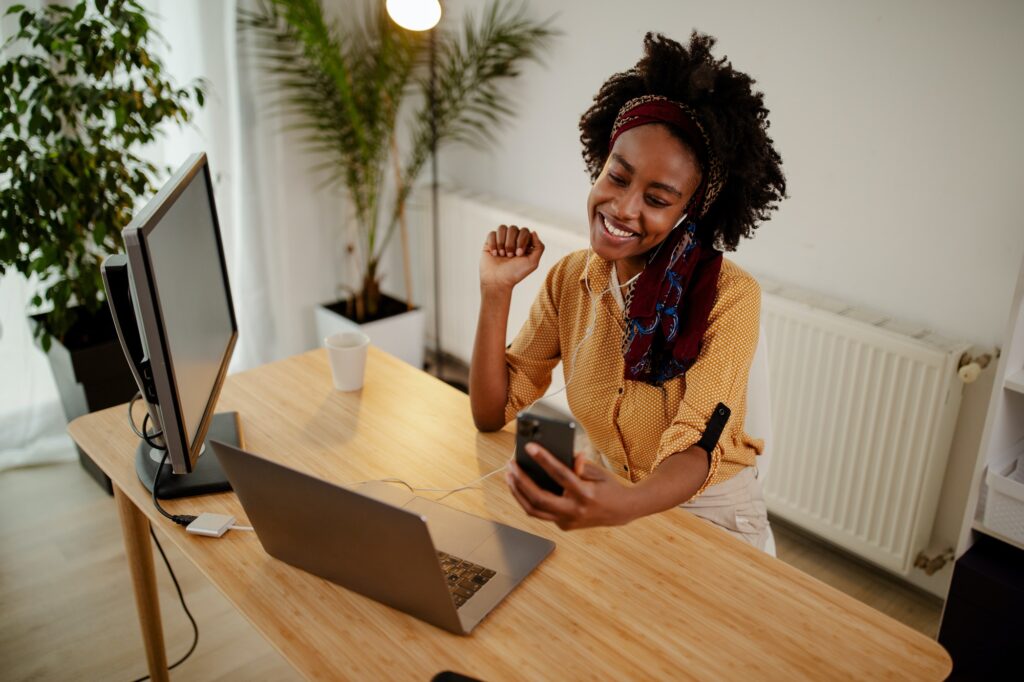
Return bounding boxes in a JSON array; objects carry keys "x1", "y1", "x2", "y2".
[
  {"x1": 0, "y1": 0, "x2": 78, "y2": 470},
  {"x1": 0, "y1": 274, "x2": 78, "y2": 469},
  {"x1": 146, "y1": 0, "x2": 346, "y2": 368},
  {"x1": 0, "y1": 0, "x2": 349, "y2": 469}
]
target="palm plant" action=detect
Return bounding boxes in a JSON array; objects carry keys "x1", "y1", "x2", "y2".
[{"x1": 238, "y1": 0, "x2": 557, "y2": 320}]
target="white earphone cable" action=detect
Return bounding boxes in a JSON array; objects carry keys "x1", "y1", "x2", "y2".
[
  {"x1": 526, "y1": 210, "x2": 687, "y2": 410},
  {"x1": 358, "y1": 212, "x2": 689, "y2": 501}
]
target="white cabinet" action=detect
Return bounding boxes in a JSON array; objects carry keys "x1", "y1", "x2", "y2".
[{"x1": 955, "y1": 250, "x2": 1024, "y2": 555}]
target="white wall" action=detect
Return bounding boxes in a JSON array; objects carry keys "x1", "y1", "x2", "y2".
[
  {"x1": 439, "y1": 0, "x2": 1024, "y2": 350},
  {"x1": 426, "y1": 0, "x2": 1024, "y2": 595}
]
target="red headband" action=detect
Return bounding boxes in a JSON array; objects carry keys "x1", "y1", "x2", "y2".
[{"x1": 609, "y1": 95, "x2": 724, "y2": 218}]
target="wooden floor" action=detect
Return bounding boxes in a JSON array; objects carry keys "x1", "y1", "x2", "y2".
[{"x1": 0, "y1": 461, "x2": 943, "y2": 681}]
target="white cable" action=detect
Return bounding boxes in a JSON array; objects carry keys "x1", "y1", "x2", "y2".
[
  {"x1": 527, "y1": 213, "x2": 687, "y2": 410},
  {"x1": 317, "y1": 219, "x2": 694, "y2": 505},
  {"x1": 433, "y1": 465, "x2": 508, "y2": 502},
  {"x1": 346, "y1": 459, "x2": 511, "y2": 501},
  {"x1": 223, "y1": 465, "x2": 509, "y2": 537},
  {"x1": 330, "y1": 222, "x2": 688, "y2": 505},
  {"x1": 522, "y1": 248, "x2": 636, "y2": 411}
]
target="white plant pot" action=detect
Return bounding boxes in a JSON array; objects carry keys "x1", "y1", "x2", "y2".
[{"x1": 315, "y1": 302, "x2": 425, "y2": 369}]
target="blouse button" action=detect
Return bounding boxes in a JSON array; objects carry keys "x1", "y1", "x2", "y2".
[
  {"x1": 623, "y1": 464, "x2": 628, "y2": 471},
  {"x1": 617, "y1": 387, "x2": 623, "y2": 395}
]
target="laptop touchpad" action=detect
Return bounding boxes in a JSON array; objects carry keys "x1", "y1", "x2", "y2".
[{"x1": 404, "y1": 498, "x2": 497, "y2": 558}]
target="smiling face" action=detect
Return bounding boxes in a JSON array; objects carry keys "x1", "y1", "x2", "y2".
[{"x1": 587, "y1": 124, "x2": 703, "y2": 281}]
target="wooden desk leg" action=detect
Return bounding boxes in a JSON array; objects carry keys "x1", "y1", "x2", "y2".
[{"x1": 114, "y1": 485, "x2": 170, "y2": 682}]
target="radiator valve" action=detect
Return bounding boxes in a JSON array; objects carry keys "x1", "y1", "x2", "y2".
[
  {"x1": 914, "y1": 547, "x2": 955, "y2": 576},
  {"x1": 957, "y1": 352, "x2": 992, "y2": 384}
]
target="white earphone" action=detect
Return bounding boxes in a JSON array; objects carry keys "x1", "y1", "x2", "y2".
[{"x1": 525, "y1": 209, "x2": 689, "y2": 410}]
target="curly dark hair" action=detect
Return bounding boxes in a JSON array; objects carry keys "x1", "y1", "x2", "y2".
[{"x1": 579, "y1": 32, "x2": 786, "y2": 251}]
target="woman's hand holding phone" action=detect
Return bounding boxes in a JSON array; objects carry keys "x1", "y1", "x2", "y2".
[
  {"x1": 480, "y1": 224, "x2": 545, "y2": 291},
  {"x1": 506, "y1": 444, "x2": 640, "y2": 530}
]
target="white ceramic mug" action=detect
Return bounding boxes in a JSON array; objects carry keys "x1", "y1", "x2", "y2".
[{"x1": 324, "y1": 331, "x2": 370, "y2": 391}]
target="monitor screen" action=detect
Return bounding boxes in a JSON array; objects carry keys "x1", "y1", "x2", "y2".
[
  {"x1": 144, "y1": 166, "x2": 234, "y2": 452},
  {"x1": 117, "y1": 153, "x2": 238, "y2": 475}
]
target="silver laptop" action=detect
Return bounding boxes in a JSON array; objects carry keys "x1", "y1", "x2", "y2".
[{"x1": 210, "y1": 440, "x2": 555, "y2": 635}]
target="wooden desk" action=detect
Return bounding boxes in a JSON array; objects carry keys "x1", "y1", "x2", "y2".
[{"x1": 69, "y1": 348, "x2": 952, "y2": 681}]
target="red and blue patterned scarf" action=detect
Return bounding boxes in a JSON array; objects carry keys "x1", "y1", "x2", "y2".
[{"x1": 612, "y1": 95, "x2": 726, "y2": 385}]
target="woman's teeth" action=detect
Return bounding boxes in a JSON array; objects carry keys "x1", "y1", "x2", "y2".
[{"x1": 602, "y1": 216, "x2": 637, "y2": 238}]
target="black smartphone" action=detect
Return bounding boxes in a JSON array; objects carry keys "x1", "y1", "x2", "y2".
[{"x1": 515, "y1": 411, "x2": 576, "y2": 496}]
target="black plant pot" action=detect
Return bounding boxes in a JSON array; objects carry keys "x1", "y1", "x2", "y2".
[
  {"x1": 320, "y1": 292, "x2": 417, "y2": 324},
  {"x1": 32, "y1": 303, "x2": 139, "y2": 495}
]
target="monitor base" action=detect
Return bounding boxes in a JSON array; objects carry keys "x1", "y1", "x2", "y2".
[{"x1": 136, "y1": 411, "x2": 241, "y2": 499}]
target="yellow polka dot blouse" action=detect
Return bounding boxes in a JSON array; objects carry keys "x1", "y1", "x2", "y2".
[{"x1": 503, "y1": 249, "x2": 763, "y2": 500}]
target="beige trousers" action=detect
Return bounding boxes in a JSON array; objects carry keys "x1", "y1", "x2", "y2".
[{"x1": 679, "y1": 466, "x2": 773, "y2": 553}]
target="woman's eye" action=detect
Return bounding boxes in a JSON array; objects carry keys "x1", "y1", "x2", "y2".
[
  {"x1": 609, "y1": 173, "x2": 627, "y2": 186},
  {"x1": 646, "y1": 196, "x2": 669, "y2": 207}
]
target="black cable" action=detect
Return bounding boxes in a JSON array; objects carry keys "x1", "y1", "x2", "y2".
[
  {"x1": 123, "y1": 399, "x2": 199, "y2": 679},
  {"x1": 127, "y1": 393, "x2": 164, "y2": 450},
  {"x1": 151, "y1": 451, "x2": 196, "y2": 528},
  {"x1": 128, "y1": 528, "x2": 200, "y2": 682},
  {"x1": 140, "y1": 413, "x2": 165, "y2": 450},
  {"x1": 129, "y1": 395, "x2": 194, "y2": 527}
]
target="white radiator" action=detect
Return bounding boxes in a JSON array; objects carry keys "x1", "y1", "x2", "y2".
[
  {"x1": 432, "y1": 189, "x2": 589, "y2": 416},
  {"x1": 429, "y1": 188, "x2": 968, "y2": 576},
  {"x1": 758, "y1": 286, "x2": 968, "y2": 574}
]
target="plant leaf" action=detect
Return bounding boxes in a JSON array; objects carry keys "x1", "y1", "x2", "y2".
[{"x1": 239, "y1": 0, "x2": 558, "y2": 309}]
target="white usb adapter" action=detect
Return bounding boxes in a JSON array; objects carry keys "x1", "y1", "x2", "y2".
[{"x1": 186, "y1": 512, "x2": 237, "y2": 538}]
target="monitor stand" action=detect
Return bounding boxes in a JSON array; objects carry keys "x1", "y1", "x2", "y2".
[{"x1": 136, "y1": 411, "x2": 241, "y2": 499}]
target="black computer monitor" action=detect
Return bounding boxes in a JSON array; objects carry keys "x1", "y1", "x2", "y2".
[{"x1": 102, "y1": 152, "x2": 241, "y2": 498}]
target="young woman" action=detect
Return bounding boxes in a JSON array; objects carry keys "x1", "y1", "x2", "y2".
[{"x1": 469, "y1": 32, "x2": 786, "y2": 550}]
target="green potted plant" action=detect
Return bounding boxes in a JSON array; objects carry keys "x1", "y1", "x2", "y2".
[
  {"x1": 239, "y1": 0, "x2": 556, "y2": 367},
  {"x1": 0, "y1": 0, "x2": 205, "y2": 491}
]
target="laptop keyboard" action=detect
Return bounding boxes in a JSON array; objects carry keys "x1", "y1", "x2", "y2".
[{"x1": 437, "y1": 551, "x2": 496, "y2": 608}]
